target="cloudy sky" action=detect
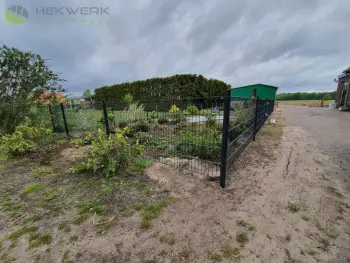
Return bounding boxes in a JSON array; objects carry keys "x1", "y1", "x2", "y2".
[{"x1": 1, "y1": 0, "x2": 349, "y2": 94}]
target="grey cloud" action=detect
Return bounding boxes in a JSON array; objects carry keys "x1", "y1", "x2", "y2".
[{"x1": 1, "y1": 0, "x2": 350, "y2": 94}]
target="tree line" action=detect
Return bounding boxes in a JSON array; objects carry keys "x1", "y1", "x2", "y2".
[{"x1": 276, "y1": 91, "x2": 336, "y2": 101}]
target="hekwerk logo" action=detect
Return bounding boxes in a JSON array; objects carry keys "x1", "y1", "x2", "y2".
[{"x1": 5, "y1": 5, "x2": 28, "y2": 24}]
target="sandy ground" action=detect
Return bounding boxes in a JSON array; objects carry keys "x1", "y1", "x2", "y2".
[{"x1": 1, "y1": 107, "x2": 350, "y2": 263}]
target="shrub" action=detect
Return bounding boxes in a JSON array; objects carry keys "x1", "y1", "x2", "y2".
[
  {"x1": 70, "y1": 138, "x2": 84, "y2": 148},
  {"x1": 169, "y1": 112, "x2": 186, "y2": 124},
  {"x1": 177, "y1": 129, "x2": 221, "y2": 161},
  {"x1": 135, "y1": 132, "x2": 165, "y2": 147},
  {"x1": 229, "y1": 103, "x2": 254, "y2": 142},
  {"x1": 71, "y1": 129, "x2": 143, "y2": 177},
  {"x1": 185, "y1": 105, "x2": 199, "y2": 115},
  {"x1": 130, "y1": 123, "x2": 150, "y2": 134},
  {"x1": 123, "y1": 93, "x2": 133, "y2": 105},
  {"x1": 205, "y1": 112, "x2": 217, "y2": 128},
  {"x1": 169, "y1": 105, "x2": 180, "y2": 113},
  {"x1": 1, "y1": 120, "x2": 52, "y2": 158}
]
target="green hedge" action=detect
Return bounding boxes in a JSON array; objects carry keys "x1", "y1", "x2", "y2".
[{"x1": 94, "y1": 74, "x2": 230, "y2": 111}]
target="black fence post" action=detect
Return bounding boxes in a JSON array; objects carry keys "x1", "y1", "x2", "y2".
[
  {"x1": 219, "y1": 89, "x2": 231, "y2": 188},
  {"x1": 48, "y1": 105, "x2": 56, "y2": 133},
  {"x1": 253, "y1": 97, "x2": 259, "y2": 141},
  {"x1": 103, "y1": 101, "x2": 110, "y2": 136},
  {"x1": 60, "y1": 103, "x2": 69, "y2": 137}
]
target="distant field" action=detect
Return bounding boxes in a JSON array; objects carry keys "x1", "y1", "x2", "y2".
[{"x1": 278, "y1": 100, "x2": 334, "y2": 106}]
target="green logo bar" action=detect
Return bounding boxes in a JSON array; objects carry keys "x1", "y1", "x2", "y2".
[{"x1": 5, "y1": 5, "x2": 28, "y2": 24}]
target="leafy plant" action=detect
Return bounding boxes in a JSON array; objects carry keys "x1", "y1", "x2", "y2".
[
  {"x1": 177, "y1": 129, "x2": 221, "y2": 161},
  {"x1": 71, "y1": 129, "x2": 143, "y2": 177},
  {"x1": 185, "y1": 105, "x2": 199, "y2": 115},
  {"x1": 123, "y1": 93, "x2": 133, "y2": 105},
  {"x1": 169, "y1": 105, "x2": 180, "y2": 113},
  {"x1": 204, "y1": 111, "x2": 217, "y2": 128},
  {"x1": 1, "y1": 120, "x2": 52, "y2": 158},
  {"x1": 70, "y1": 138, "x2": 84, "y2": 148},
  {"x1": 134, "y1": 132, "x2": 165, "y2": 148}
]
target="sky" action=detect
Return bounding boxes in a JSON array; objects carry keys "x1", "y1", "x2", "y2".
[{"x1": 1, "y1": 0, "x2": 350, "y2": 95}]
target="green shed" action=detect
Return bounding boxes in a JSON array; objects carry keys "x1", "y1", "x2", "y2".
[{"x1": 231, "y1": 84, "x2": 278, "y2": 100}]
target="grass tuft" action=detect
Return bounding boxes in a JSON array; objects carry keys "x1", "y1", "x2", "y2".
[
  {"x1": 31, "y1": 167, "x2": 53, "y2": 177},
  {"x1": 140, "y1": 199, "x2": 172, "y2": 230},
  {"x1": 236, "y1": 232, "x2": 249, "y2": 244},
  {"x1": 28, "y1": 232, "x2": 52, "y2": 249},
  {"x1": 135, "y1": 157, "x2": 153, "y2": 169},
  {"x1": 287, "y1": 203, "x2": 300, "y2": 213},
  {"x1": 21, "y1": 183, "x2": 42, "y2": 195},
  {"x1": 23, "y1": 215, "x2": 41, "y2": 224},
  {"x1": 210, "y1": 250, "x2": 223, "y2": 262},
  {"x1": 220, "y1": 246, "x2": 240, "y2": 259},
  {"x1": 6, "y1": 226, "x2": 37, "y2": 240}
]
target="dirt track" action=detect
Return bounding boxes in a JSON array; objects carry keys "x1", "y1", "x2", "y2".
[{"x1": 283, "y1": 106, "x2": 350, "y2": 194}]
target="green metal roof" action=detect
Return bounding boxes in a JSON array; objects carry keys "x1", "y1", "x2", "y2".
[{"x1": 231, "y1": 84, "x2": 278, "y2": 100}]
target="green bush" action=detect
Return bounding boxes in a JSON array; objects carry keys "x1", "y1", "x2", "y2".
[
  {"x1": 123, "y1": 93, "x2": 133, "y2": 105},
  {"x1": 169, "y1": 105, "x2": 180, "y2": 113},
  {"x1": 135, "y1": 132, "x2": 165, "y2": 148},
  {"x1": 71, "y1": 128, "x2": 143, "y2": 177},
  {"x1": 130, "y1": 123, "x2": 150, "y2": 134},
  {"x1": 1, "y1": 120, "x2": 52, "y2": 158},
  {"x1": 169, "y1": 112, "x2": 186, "y2": 125},
  {"x1": 185, "y1": 105, "x2": 199, "y2": 115},
  {"x1": 177, "y1": 130, "x2": 221, "y2": 161}
]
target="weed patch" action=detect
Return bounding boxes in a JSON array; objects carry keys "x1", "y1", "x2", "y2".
[
  {"x1": 220, "y1": 246, "x2": 240, "y2": 260},
  {"x1": 287, "y1": 203, "x2": 300, "y2": 213},
  {"x1": 210, "y1": 250, "x2": 223, "y2": 261},
  {"x1": 6, "y1": 226, "x2": 37, "y2": 240},
  {"x1": 21, "y1": 183, "x2": 42, "y2": 195},
  {"x1": 236, "y1": 232, "x2": 249, "y2": 244},
  {"x1": 31, "y1": 167, "x2": 53, "y2": 177},
  {"x1": 28, "y1": 232, "x2": 52, "y2": 249},
  {"x1": 140, "y1": 199, "x2": 172, "y2": 230},
  {"x1": 57, "y1": 221, "x2": 71, "y2": 232},
  {"x1": 23, "y1": 215, "x2": 41, "y2": 224},
  {"x1": 135, "y1": 157, "x2": 153, "y2": 169}
]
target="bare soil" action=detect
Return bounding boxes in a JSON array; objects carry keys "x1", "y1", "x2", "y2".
[{"x1": 1, "y1": 108, "x2": 350, "y2": 263}]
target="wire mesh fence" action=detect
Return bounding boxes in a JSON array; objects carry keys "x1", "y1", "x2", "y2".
[{"x1": 49, "y1": 92, "x2": 275, "y2": 187}]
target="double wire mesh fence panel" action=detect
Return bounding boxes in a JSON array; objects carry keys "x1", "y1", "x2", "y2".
[
  {"x1": 49, "y1": 94, "x2": 275, "y2": 186},
  {"x1": 108, "y1": 97, "x2": 224, "y2": 178},
  {"x1": 226, "y1": 97, "x2": 257, "y2": 173}
]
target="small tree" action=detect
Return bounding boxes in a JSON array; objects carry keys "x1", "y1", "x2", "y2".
[{"x1": 0, "y1": 45, "x2": 64, "y2": 134}]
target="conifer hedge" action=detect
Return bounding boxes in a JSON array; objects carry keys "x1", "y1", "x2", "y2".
[{"x1": 94, "y1": 74, "x2": 230, "y2": 110}]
